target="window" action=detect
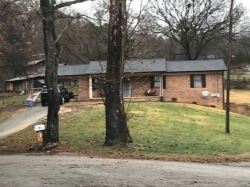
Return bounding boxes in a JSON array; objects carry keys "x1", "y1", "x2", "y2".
[
  {"x1": 92, "y1": 78, "x2": 105, "y2": 91},
  {"x1": 154, "y1": 76, "x2": 161, "y2": 87},
  {"x1": 190, "y1": 74, "x2": 206, "y2": 88},
  {"x1": 150, "y1": 76, "x2": 166, "y2": 88},
  {"x1": 92, "y1": 78, "x2": 99, "y2": 91}
]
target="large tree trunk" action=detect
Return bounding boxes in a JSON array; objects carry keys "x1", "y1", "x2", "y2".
[
  {"x1": 104, "y1": 0, "x2": 132, "y2": 146},
  {"x1": 40, "y1": 0, "x2": 60, "y2": 143}
]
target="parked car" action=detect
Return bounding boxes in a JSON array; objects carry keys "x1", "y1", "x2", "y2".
[{"x1": 41, "y1": 84, "x2": 73, "y2": 106}]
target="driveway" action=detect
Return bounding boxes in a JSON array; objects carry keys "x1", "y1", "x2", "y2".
[
  {"x1": 0, "y1": 105, "x2": 47, "y2": 139},
  {"x1": 0, "y1": 155, "x2": 250, "y2": 187}
]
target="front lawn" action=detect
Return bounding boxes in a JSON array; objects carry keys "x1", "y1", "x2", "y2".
[
  {"x1": 1, "y1": 101, "x2": 250, "y2": 161},
  {"x1": 59, "y1": 102, "x2": 250, "y2": 156},
  {"x1": 0, "y1": 94, "x2": 28, "y2": 123}
]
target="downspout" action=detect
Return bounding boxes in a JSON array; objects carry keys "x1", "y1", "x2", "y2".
[
  {"x1": 89, "y1": 75, "x2": 92, "y2": 99},
  {"x1": 160, "y1": 74, "x2": 163, "y2": 102}
]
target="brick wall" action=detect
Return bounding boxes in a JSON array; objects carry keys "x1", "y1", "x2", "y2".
[
  {"x1": 78, "y1": 77, "x2": 89, "y2": 100},
  {"x1": 131, "y1": 76, "x2": 160, "y2": 97},
  {"x1": 77, "y1": 72, "x2": 224, "y2": 109},
  {"x1": 163, "y1": 73, "x2": 224, "y2": 109}
]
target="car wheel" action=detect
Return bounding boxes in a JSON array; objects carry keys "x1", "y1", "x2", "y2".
[
  {"x1": 60, "y1": 97, "x2": 65, "y2": 105},
  {"x1": 64, "y1": 96, "x2": 70, "y2": 102}
]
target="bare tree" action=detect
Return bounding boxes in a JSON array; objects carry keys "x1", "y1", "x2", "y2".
[
  {"x1": 150, "y1": 0, "x2": 243, "y2": 60},
  {"x1": 60, "y1": 18, "x2": 108, "y2": 64},
  {"x1": 39, "y1": 0, "x2": 88, "y2": 143},
  {"x1": 104, "y1": 0, "x2": 132, "y2": 146},
  {"x1": 0, "y1": 1, "x2": 43, "y2": 77}
]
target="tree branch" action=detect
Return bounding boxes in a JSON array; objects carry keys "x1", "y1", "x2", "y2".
[{"x1": 54, "y1": 0, "x2": 92, "y2": 10}]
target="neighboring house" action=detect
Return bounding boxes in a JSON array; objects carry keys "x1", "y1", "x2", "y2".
[
  {"x1": 6, "y1": 58, "x2": 227, "y2": 109},
  {"x1": 5, "y1": 59, "x2": 46, "y2": 92},
  {"x1": 5, "y1": 63, "x2": 87, "y2": 92}
]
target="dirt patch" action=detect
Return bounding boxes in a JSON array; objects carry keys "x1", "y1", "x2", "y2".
[
  {"x1": 58, "y1": 102, "x2": 104, "y2": 114},
  {"x1": 229, "y1": 89, "x2": 250, "y2": 104},
  {"x1": 59, "y1": 106, "x2": 73, "y2": 114},
  {"x1": 229, "y1": 103, "x2": 250, "y2": 116}
]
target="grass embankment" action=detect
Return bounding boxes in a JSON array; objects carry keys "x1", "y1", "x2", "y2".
[
  {"x1": 0, "y1": 94, "x2": 28, "y2": 123},
  {"x1": 1, "y1": 101, "x2": 250, "y2": 161}
]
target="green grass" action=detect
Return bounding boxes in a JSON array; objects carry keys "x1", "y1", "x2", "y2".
[
  {"x1": 0, "y1": 94, "x2": 28, "y2": 107},
  {"x1": 1, "y1": 101, "x2": 250, "y2": 159},
  {"x1": 0, "y1": 94, "x2": 28, "y2": 122},
  {"x1": 57, "y1": 102, "x2": 250, "y2": 156}
]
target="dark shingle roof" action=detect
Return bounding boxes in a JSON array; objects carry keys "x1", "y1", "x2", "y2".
[
  {"x1": 38, "y1": 64, "x2": 89, "y2": 77},
  {"x1": 6, "y1": 59, "x2": 227, "y2": 82},
  {"x1": 58, "y1": 64, "x2": 89, "y2": 76},
  {"x1": 86, "y1": 59, "x2": 166, "y2": 74},
  {"x1": 166, "y1": 59, "x2": 227, "y2": 72},
  {"x1": 124, "y1": 59, "x2": 166, "y2": 73},
  {"x1": 85, "y1": 61, "x2": 107, "y2": 74}
]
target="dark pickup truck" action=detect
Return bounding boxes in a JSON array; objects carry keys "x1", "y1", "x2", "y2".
[{"x1": 41, "y1": 84, "x2": 74, "y2": 106}]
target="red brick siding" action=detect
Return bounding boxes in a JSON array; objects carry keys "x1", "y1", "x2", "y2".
[
  {"x1": 77, "y1": 73, "x2": 224, "y2": 109},
  {"x1": 78, "y1": 77, "x2": 89, "y2": 99},
  {"x1": 163, "y1": 73, "x2": 224, "y2": 109},
  {"x1": 131, "y1": 76, "x2": 161, "y2": 97}
]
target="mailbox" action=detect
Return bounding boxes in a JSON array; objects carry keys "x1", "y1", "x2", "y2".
[{"x1": 34, "y1": 124, "x2": 46, "y2": 143}]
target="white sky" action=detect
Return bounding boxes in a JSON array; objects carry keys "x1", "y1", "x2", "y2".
[
  {"x1": 62, "y1": 0, "x2": 250, "y2": 17},
  {"x1": 238, "y1": 0, "x2": 250, "y2": 8}
]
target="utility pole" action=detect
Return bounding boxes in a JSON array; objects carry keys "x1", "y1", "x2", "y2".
[{"x1": 226, "y1": 0, "x2": 234, "y2": 133}]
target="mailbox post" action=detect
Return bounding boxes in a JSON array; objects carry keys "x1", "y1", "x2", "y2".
[{"x1": 34, "y1": 124, "x2": 46, "y2": 146}]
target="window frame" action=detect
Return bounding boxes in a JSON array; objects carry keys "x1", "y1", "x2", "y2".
[
  {"x1": 92, "y1": 78, "x2": 105, "y2": 91},
  {"x1": 190, "y1": 74, "x2": 206, "y2": 88},
  {"x1": 150, "y1": 75, "x2": 166, "y2": 89},
  {"x1": 154, "y1": 76, "x2": 161, "y2": 88}
]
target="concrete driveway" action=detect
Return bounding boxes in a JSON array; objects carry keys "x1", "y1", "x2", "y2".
[
  {"x1": 0, "y1": 105, "x2": 47, "y2": 139},
  {"x1": 0, "y1": 155, "x2": 250, "y2": 187}
]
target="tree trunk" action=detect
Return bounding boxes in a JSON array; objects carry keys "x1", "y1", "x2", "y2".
[
  {"x1": 40, "y1": 0, "x2": 60, "y2": 143},
  {"x1": 104, "y1": 0, "x2": 132, "y2": 146}
]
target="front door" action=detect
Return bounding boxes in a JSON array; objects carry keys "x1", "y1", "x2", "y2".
[{"x1": 122, "y1": 78, "x2": 130, "y2": 97}]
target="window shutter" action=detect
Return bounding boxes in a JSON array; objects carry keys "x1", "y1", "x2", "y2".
[
  {"x1": 150, "y1": 76, "x2": 154, "y2": 88},
  {"x1": 202, "y1": 74, "x2": 206, "y2": 88},
  {"x1": 190, "y1": 75, "x2": 194, "y2": 88},
  {"x1": 163, "y1": 75, "x2": 166, "y2": 89}
]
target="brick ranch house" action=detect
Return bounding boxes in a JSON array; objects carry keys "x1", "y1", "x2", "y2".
[
  {"x1": 6, "y1": 58, "x2": 227, "y2": 109},
  {"x1": 77, "y1": 58, "x2": 226, "y2": 109}
]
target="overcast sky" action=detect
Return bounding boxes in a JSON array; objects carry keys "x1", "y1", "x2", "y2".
[
  {"x1": 238, "y1": 0, "x2": 250, "y2": 8},
  {"x1": 62, "y1": 0, "x2": 250, "y2": 17}
]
